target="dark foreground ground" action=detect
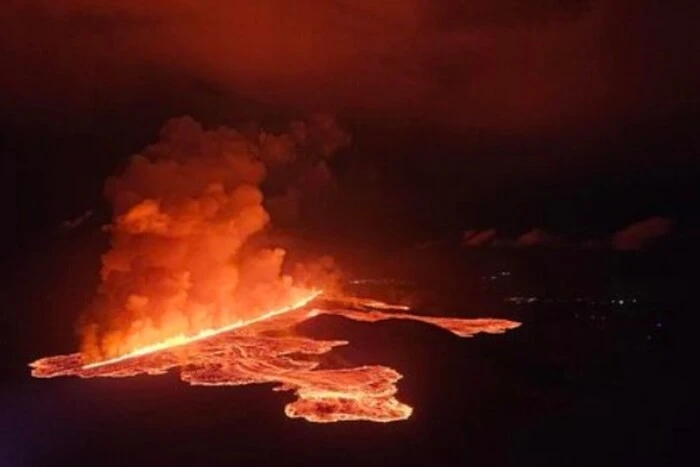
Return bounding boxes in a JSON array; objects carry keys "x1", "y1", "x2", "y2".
[{"x1": 0, "y1": 230, "x2": 693, "y2": 467}]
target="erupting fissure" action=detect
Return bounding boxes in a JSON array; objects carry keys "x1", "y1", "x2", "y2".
[
  {"x1": 31, "y1": 296, "x2": 520, "y2": 423},
  {"x1": 82, "y1": 290, "x2": 323, "y2": 370}
]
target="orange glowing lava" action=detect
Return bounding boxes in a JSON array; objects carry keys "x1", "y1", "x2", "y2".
[
  {"x1": 82, "y1": 290, "x2": 323, "y2": 370},
  {"x1": 30, "y1": 297, "x2": 520, "y2": 423}
]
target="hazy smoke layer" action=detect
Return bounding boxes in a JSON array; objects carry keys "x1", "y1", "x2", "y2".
[{"x1": 81, "y1": 115, "x2": 349, "y2": 361}]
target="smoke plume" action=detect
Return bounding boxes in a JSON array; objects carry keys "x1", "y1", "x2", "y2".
[{"x1": 81, "y1": 115, "x2": 348, "y2": 361}]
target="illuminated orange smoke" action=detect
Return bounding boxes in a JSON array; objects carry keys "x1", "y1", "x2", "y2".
[
  {"x1": 31, "y1": 297, "x2": 520, "y2": 423},
  {"x1": 78, "y1": 115, "x2": 350, "y2": 363}
]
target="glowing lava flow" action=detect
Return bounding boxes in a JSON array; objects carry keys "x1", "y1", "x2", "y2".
[
  {"x1": 82, "y1": 290, "x2": 323, "y2": 370},
  {"x1": 30, "y1": 297, "x2": 521, "y2": 423}
]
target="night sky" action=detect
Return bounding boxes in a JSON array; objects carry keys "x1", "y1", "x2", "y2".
[{"x1": 2, "y1": 0, "x2": 699, "y2": 250}]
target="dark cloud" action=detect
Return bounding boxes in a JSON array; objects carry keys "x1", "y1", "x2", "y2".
[
  {"x1": 611, "y1": 217, "x2": 674, "y2": 251},
  {"x1": 2, "y1": 1, "x2": 698, "y2": 131},
  {"x1": 516, "y1": 228, "x2": 559, "y2": 247},
  {"x1": 462, "y1": 229, "x2": 497, "y2": 247},
  {"x1": 460, "y1": 222, "x2": 679, "y2": 250},
  {"x1": 462, "y1": 227, "x2": 563, "y2": 248}
]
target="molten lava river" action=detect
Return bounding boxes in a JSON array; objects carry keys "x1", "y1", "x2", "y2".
[{"x1": 30, "y1": 294, "x2": 520, "y2": 423}]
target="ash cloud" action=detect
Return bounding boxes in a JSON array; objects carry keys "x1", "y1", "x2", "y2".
[{"x1": 2, "y1": 1, "x2": 697, "y2": 131}]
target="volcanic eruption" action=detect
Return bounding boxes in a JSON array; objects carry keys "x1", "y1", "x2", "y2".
[{"x1": 30, "y1": 115, "x2": 521, "y2": 423}]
